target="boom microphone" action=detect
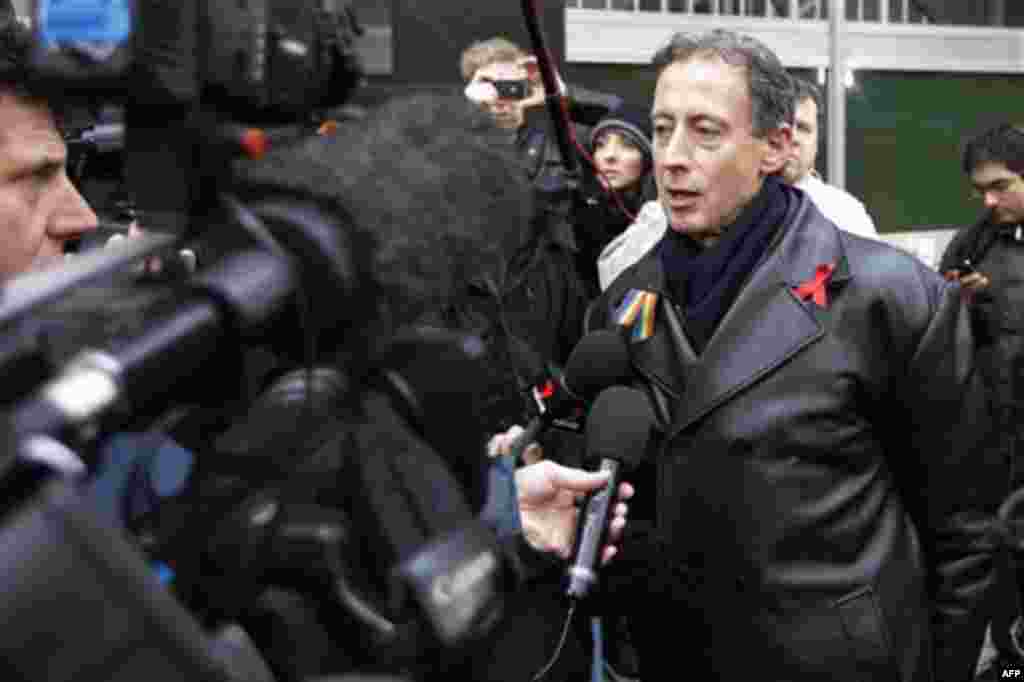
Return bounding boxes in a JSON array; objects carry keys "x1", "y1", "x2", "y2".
[
  {"x1": 507, "y1": 329, "x2": 631, "y2": 461},
  {"x1": 566, "y1": 385, "x2": 655, "y2": 600}
]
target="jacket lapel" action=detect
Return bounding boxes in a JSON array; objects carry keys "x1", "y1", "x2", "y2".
[
  {"x1": 669, "y1": 196, "x2": 852, "y2": 437},
  {"x1": 605, "y1": 255, "x2": 689, "y2": 403}
]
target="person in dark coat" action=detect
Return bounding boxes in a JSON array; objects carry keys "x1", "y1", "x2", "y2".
[
  {"x1": 940, "y1": 123, "x2": 1024, "y2": 435},
  {"x1": 39, "y1": 92, "x2": 632, "y2": 682},
  {"x1": 568, "y1": 28, "x2": 1000, "y2": 682},
  {"x1": 460, "y1": 36, "x2": 620, "y2": 375},
  {"x1": 939, "y1": 122, "x2": 1024, "y2": 678},
  {"x1": 573, "y1": 106, "x2": 657, "y2": 299}
]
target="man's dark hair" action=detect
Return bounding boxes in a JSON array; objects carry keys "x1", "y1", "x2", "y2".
[
  {"x1": 0, "y1": 13, "x2": 38, "y2": 98},
  {"x1": 962, "y1": 123, "x2": 1024, "y2": 177},
  {"x1": 790, "y1": 75, "x2": 822, "y2": 114},
  {"x1": 651, "y1": 29, "x2": 794, "y2": 137},
  {"x1": 0, "y1": 11, "x2": 73, "y2": 128}
]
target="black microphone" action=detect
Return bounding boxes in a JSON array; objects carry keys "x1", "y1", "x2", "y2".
[
  {"x1": 566, "y1": 385, "x2": 655, "y2": 600},
  {"x1": 508, "y1": 329, "x2": 632, "y2": 461}
]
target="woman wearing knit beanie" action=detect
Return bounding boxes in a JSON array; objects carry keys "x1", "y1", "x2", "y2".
[
  {"x1": 574, "y1": 106, "x2": 657, "y2": 298},
  {"x1": 591, "y1": 107, "x2": 654, "y2": 192}
]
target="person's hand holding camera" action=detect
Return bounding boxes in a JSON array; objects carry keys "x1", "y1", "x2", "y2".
[
  {"x1": 943, "y1": 259, "x2": 991, "y2": 297},
  {"x1": 463, "y1": 55, "x2": 565, "y2": 130}
]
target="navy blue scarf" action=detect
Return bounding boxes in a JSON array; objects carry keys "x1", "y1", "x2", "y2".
[{"x1": 656, "y1": 175, "x2": 789, "y2": 352}]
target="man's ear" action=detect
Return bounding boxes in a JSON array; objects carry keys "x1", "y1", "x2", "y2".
[{"x1": 760, "y1": 123, "x2": 793, "y2": 177}]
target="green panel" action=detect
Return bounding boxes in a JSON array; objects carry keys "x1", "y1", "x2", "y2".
[{"x1": 846, "y1": 71, "x2": 1024, "y2": 233}]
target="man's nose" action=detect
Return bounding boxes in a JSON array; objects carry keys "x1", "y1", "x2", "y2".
[
  {"x1": 984, "y1": 191, "x2": 1000, "y2": 209},
  {"x1": 660, "y1": 130, "x2": 695, "y2": 169},
  {"x1": 50, "y1": 179, "x2": 99, "y2": 240}
]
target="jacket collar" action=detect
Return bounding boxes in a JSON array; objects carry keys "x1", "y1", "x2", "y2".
[{"x1": 610, "y1": 191, "x2": 852, "y2": 435}]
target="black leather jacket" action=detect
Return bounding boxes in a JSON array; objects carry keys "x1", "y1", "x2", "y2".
[{"x1": 588, "y1": 192, "x2": 1003, "y2": 682}]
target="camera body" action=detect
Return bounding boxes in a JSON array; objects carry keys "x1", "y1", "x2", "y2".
[
  {"x1": 492, "y1": 79, "x2": 530, "y2": 101},
  {"x1": 31, "y1": 0, "x2": 363, "y2": 121},
  {"x1": 31, "y1": 0, "x2": 365, "y2": 236}
]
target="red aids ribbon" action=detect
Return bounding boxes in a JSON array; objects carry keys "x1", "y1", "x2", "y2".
[
  {"x1": 793, "y1": 263, "x2": 836, "y2": 308},
  {"x1": 539, "y1": 380, "x2": 556, "y2": 399}
]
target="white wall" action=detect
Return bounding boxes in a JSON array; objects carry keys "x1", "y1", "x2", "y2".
[
  {"x1": 878, "y1": 229, "x2": 958, "y2": 270},
  {"x1": 566, "y1": 10, "x2": 1024, "y2": 73}
]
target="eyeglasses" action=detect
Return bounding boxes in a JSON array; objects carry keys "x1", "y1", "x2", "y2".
[{"x1": 970, "y1": 176, "x2": 1023, "y2": 201}]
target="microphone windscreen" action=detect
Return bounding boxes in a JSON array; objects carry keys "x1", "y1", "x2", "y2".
[
  {"x1": 562, "y1": 329, "x2": 632, "y2": 400},
  {"x1": 584, "y1": 386, "x2": 656, "y2": 470}
]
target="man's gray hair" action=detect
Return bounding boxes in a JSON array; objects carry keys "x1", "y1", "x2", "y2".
[{"x1": 652, "y1": 29, "x2": 795, "y2": 137}]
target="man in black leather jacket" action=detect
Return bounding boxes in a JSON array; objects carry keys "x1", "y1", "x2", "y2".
[{"x1": 578, "y1": 28, "x2": 1002, "y2": 682}]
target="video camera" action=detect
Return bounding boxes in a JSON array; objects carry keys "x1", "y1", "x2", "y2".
[
  {"x1": 29, "y1": 0, "x2": 364, "y2": 237},
  {"x1": 0, "y1": 3, "x2": 518, "y2": 681}
]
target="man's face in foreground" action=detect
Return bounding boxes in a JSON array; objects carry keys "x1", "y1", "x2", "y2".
[
  {"x1": 0, "y1": 92, "x2": 98, "y2": 280},
  {"x1": 652, "y1": 56, "x2": 788, "y2": 244}
]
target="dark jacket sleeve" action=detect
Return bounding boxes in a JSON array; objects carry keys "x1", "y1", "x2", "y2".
[
  {"x1": 892, "y1": 273, "x2": 1005, "y2": 682},
  {"x1": 565, "y1": 85, "x2": 622, "y2": 127},
  {"x1": 938, "y1": 214, "x2": 992, "y2": 275},
  {"x1": 938, "y1": 224, "x2": 972, "y2": 274}
]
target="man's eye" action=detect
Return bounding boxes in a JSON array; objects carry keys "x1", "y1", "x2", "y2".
[{"x1": 696, "y1": 126, "x2": 720, "y2": 139}]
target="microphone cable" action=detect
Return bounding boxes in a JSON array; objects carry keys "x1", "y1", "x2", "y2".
[{"x1": 530, "y1": 600, "x2": 578, "y2": 682}]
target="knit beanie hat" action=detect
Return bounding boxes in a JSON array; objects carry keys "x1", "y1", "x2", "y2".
[{"x1": 590, "y1": 106, "x2": 654, "y2": 172}]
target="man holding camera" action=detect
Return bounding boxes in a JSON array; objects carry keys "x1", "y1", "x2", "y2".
[
  {"x1": 460, "y1": 37, "x2": 621, "y2": 375},
  {"x1": 460, "y1": 36, "x2": 619, "y2": 184},
  {"x1": 0, "y1": 10, "x2": 99, "y2": 281}
]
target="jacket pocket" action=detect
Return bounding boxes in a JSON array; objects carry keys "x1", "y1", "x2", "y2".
[{"x1": 835, "y1": 585, "x2": 899, "y2": 679}]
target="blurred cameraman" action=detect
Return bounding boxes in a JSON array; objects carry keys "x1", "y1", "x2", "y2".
[
  {"x1": 230, "y1": 91, "x2": 632, "y2": 682},
  {"x1": 24, "y1": 87, "x2": 629, "y2": 680},
  {"x1": 0, "y1": 7, "x2": 99, "y2": 281}
]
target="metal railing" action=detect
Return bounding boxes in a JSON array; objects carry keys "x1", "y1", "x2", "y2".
[{"x1": 567, "y1": 0, "x2": 931, "y2": 24}]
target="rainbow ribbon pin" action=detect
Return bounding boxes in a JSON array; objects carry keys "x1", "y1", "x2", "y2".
[{"x1": 613, "y1": 289, "x2": 658, "y2": 342}]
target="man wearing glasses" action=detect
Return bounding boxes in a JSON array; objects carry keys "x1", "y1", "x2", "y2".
[
  {"x1": 940, "y1": 122, "x2": 1024, "y2": 678},
  {"x1": 940, "y1": 124, "x2": 1024, "y2": 293}
]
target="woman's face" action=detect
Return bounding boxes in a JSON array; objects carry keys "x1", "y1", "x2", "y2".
[{"x1": 593, "y1": 130, "x2": 646, "y2": 191}]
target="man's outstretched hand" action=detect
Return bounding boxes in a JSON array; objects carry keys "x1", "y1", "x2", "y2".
[{"x1": 515, "y1": 460, "x2": 633, "y2": 565}]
